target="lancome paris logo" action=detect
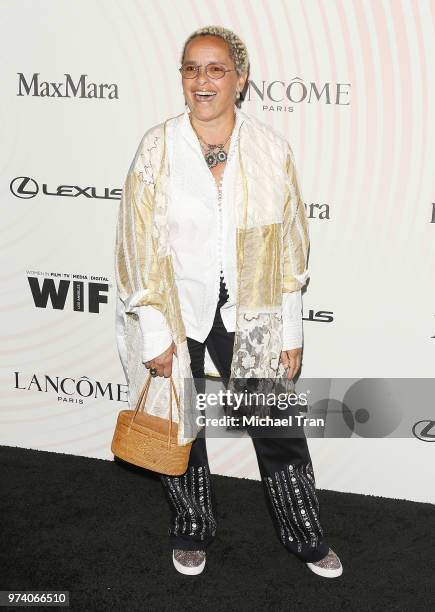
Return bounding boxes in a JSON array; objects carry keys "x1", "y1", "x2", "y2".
[
  {"x1": 14, "y1": 371, "x2": 127, "y2": 404},
  {"x1": 246, "y1": 76, "x2": 351, "y2": 111},
  {"x1": 27, "y1": 271, "x2": 111, "y2": 313},
  {"x1": 10, "y1": 176, "x2": 121, "y2": 200},
  {"x1": 17, "y1": 73, "x2": 119, "y2": 99}
]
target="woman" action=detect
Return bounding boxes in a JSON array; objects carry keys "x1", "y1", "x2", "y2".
[{"x1": 115, "y1": 25, "x2": 342, "y2": 578}]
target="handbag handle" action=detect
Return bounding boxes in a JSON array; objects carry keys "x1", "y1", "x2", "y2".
[{"x1": 130, "y1": 373, "x2": 181, "y2": 449}]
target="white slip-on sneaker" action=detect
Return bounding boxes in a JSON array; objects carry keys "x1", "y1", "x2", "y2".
[
  {"x1": 172, "y1": 549, "x2": 206, "y2": 576},
  {"x1": 306, "y1": 548, "x2": 343, "y2": 578}
]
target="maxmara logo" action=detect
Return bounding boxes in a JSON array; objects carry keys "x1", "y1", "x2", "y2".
[
  {"x1": 305, "y1": 202, "x2": 329, "y2": 220},
  {"x1": 17, "y1": 72, "x2": 119, "y2": 99},
  {"x1": 246, "y1": 76, "x2": 351, "y2": 108}
]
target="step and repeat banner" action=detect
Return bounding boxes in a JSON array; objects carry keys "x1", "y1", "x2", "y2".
[{"x1": 1, "y1": 0, "x2": 434, "y2": 503}]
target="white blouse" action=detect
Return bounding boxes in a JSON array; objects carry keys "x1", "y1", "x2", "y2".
[{"x1": 137, "y1": 105, "x2": 305, "y2": 362}]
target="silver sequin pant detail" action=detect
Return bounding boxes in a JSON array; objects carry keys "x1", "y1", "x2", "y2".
[{"x1": 159, "y1": 278, "x2": 329, "y2": 562}]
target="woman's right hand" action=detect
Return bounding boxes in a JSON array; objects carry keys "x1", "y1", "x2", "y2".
[{"x1": 144, "y1": 341, "x2": 177, "y2": 378}]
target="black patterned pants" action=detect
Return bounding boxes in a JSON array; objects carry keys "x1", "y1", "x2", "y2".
[{"x1": 159, "y1": 276, "x2": 330, "y2": 562}]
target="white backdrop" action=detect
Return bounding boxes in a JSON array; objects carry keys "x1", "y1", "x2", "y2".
[{"x1": 1, "y1": 0, "x2": 434, "y2": 503}]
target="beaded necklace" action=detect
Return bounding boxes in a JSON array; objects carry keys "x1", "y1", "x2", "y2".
[{"x1": 189, "y1": 112, "x2": 235, "y2": 168}]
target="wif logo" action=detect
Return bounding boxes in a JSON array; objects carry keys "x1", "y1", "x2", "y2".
[{"x1": 28, "y1": 275, "x2": 109, "y2": 313}]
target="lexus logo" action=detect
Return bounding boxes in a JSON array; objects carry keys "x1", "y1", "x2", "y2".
[
  {"x1": 412, "y1": 420, "x2": 435, "y2": 442},
  {"x1": 10, "y1": 176, "x2": 39, "y2": 198},
  {"x1": 10, "y1": 176, "x2": 122, "y2": 200}
]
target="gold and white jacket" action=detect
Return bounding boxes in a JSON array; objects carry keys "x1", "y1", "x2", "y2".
[{"x1": 114, "y1": 106, "x2": 310, "y2": 445}]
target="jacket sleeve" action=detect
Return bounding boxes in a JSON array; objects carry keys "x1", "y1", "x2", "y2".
[
  {"x1": 114, "y1": 131, "x2": 173, "y2": 358},
  {"x1": 280, "y1": 143, "x2": 310, "y2": 351},
  {"x1": 282, "y1": 143, "x2": 310, "y2": 292},
  {"x1": 137, "y1": 306, "x2": 173, "y2": 362},
  {"x1": 282, "y1": 290, "x2": 303, "y2": 350}
]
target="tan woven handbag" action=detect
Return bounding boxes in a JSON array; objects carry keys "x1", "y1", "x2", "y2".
[{"x1": 111, "y1": 372, "x2": 192, "y2": 476}]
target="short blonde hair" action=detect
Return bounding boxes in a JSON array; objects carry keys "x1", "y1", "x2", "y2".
[{"x1": 180, "y1": 25, "x2": 250, "y2": 76}]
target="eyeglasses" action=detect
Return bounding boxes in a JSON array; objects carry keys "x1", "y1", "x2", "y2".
[{"x1": 179, "y1": 63, "x2": 236, "y2": 80}]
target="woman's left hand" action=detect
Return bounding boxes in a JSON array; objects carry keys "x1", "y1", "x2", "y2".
[{"x1": 280, "y1": 348, "x2": 302, "y2": 380}]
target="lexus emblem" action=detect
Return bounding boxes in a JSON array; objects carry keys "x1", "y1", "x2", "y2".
[
  {"x1": 412, "y1": 420, "x2": 435, "y2": 442},
  {"x1": 10, "y1": 176, "x2": 39, "y2": 198}
]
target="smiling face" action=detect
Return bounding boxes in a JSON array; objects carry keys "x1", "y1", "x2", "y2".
[{"x1": 181, "y1": 35, "x2": 246, "y2": 121}]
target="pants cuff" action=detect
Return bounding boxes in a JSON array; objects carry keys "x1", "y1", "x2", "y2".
[{"x1": 287, "y1": 539, "x2": 330, "y2": 563}]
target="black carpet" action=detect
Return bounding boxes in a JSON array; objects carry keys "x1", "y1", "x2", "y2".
[{"x1": 1, "y1": 445, "x2": 433, "y2": 612}]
